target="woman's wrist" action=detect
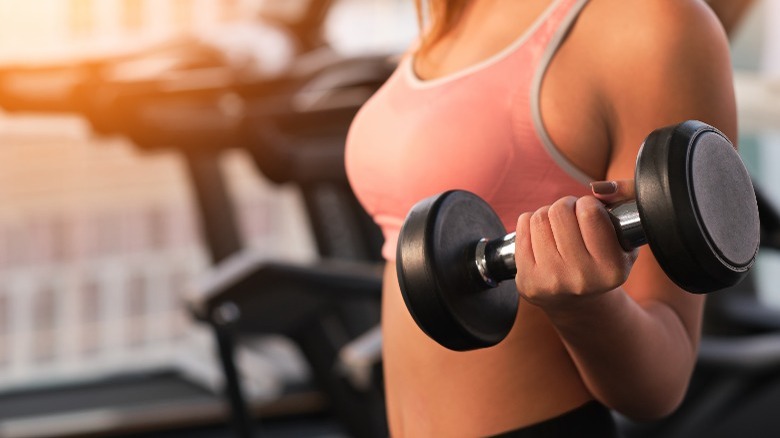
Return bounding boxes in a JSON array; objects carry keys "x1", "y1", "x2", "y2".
[{"x1": 536, "y1": 287, "x2": 631, "y2": 331}]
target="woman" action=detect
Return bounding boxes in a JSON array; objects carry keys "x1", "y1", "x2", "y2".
[
  {"x1": 345, "y1": 0, "x2": 736, "y2": 436},
  {"x1": 707, "y1": 0, "x2": 755, "y2": 36}
]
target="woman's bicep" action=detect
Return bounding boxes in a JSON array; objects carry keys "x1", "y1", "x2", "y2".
[
  {"x1": 599, "y1": 0, "x2": 736, "y2": 338},
  {"x1": 602, "y1": 0, "x2": 737, "y2": 155}
]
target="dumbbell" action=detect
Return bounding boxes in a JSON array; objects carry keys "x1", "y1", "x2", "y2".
[{"x1": 396, "y1": 120, "x2": 760, "y2": 351}]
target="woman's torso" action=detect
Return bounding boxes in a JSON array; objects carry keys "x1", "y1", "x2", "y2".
[{"x1": 346, "y1": 0, "x2": 615, "y2": 435}]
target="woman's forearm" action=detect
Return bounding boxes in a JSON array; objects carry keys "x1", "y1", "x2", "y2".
[{"x1": 543, "y1": 288, "x2": 699, "y2": 420}]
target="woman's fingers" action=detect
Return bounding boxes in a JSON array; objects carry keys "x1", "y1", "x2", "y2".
[
  {"x1": 515, "y1": 195, "x2": 636, "y2": 303},
  {"x1": 547, "y1": 196, "x2": 588, "y2": 263},
  {"x1": 529, "y1": 205, "x2": 561, "y2": 263},
  {"x1": 576, "y1": 197, "x2": 624, "y2": 258},
  {"x1": 576, "y1": 196, "x2": 637, "y2": 287}
]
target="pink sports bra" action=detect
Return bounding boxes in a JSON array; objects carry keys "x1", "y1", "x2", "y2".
[{"x1": 346, "y1": 0, "x2": 592, "y2": 261}]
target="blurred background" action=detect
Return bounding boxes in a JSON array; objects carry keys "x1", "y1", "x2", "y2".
[
  {"x1": 0, "y1": 1, "x2": 414, "y2": 437},
  {"x1": 0, "y1": 0, "x2": 779, "y2": 437},
  {"x1": 0, "y1": 0, "x2": 411, "y2": 389}
]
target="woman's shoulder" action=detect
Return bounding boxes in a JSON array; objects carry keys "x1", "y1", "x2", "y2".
[
  {"x1": 580, "y1": 0, "x2": 727, "y2": 59},
  {"x1": 576, "y1": 0, "x2": 734, "y2": 128},
  {"x1": 558, "y1": 0, "x2": 737, "y2": 173}
]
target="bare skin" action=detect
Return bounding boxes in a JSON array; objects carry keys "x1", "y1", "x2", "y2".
[
  {"x1": 706, "y1": 0, "x2": 755, "y2": 37},
  {"x1": 382, "y1": 0, "x2": 736, "y2": 436}
]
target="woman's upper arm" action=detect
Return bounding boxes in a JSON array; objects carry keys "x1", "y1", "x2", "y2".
[
  {"x1": 705, "y1": 0, "x2": 756, "y2": 37},
  {"x1": 598, "y1": 0, "x2": 737, "y2": 337}
]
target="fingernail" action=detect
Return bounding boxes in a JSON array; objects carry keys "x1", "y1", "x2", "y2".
[{"x1": 590, "y1": 181, "x2": 618, "y2": 195}]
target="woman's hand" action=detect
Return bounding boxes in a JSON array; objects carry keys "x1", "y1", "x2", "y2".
[{"x1": 514, "y1": 180, "x2": 639, "y2": 311}]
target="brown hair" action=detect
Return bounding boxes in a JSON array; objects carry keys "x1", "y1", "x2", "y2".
[{"x1": 413, "y1": 0, "x2": 469, "y2": 55}]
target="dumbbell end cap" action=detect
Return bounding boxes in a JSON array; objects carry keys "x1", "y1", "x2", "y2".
[
  {"x1": 637, "y1": 120, "x2": 759, "y2": 293},
  {"x1": 396, "y1": 190, "x2": 519, "y2": 351}
]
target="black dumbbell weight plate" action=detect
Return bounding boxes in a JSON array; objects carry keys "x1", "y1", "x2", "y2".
[
  {"x1": 636, "y1": 120, "x2": 759, "y2": 293},
  {"x1": 396, "y1": 191, "x2": 519, "y2": 351}
]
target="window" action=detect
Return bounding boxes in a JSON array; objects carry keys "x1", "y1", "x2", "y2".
[
  {"x1": 33, "y1": 288, "x2": 56, "y2": 362},
  {"x1": 125, "y1": 275, "x2": 147, "y2": 346},
  {"x1": 123, "y1": 0, "x2": 144, "y2": 32},
  {"x1": 0, "y1": 293, "x2": 7, "y2": 365},
  {"x1": 69, "y1": 0, "x2": 94, "y2": 37},
  {"x1": 81, "y1": 280, "x2": 102, "y2": 354},
  {"x1": 173, "y1": 0, "x2": 193, "y2": 30},
  {"x1": 220, "y1": 0, "x2": 239, "y2": 22}
]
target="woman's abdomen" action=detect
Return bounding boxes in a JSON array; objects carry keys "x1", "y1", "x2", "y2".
[{"x1": 381, "y1": 262, "x2": 594, "y2": 437}]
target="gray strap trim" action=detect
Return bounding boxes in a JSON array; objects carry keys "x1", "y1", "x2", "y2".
[
  {"x1": 405, "y1": 0, "x2": 563, "y2": 89},
  {"x1": 530, "y1": 0, "x2": 594, "y2": 186}
]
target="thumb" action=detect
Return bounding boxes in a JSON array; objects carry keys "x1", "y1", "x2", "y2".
[{"x1": 590, "y1": 180, "x2": 636, "y2": 204}]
